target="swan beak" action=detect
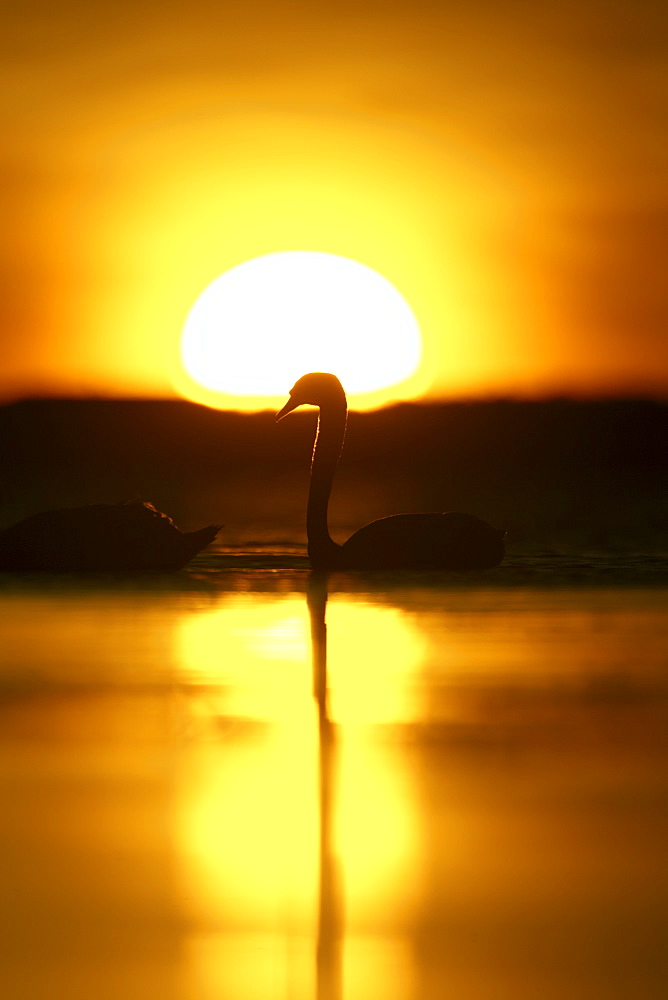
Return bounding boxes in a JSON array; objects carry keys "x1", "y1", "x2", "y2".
[{"x1": 276, "y1": 396, "x2": 299, "y2": 422}]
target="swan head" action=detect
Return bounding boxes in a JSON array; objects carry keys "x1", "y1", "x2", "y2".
[{"x1": 276, "y1": 372, "x2": 347, "y2": 421}]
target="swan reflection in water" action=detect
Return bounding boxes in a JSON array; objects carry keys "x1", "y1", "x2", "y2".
[
  {"x1": 307, "y1": 571, "x2": 344, "y2": 1000},
  {"x1": 175, "y1": 581, "x2": 419, "y2": 995}
]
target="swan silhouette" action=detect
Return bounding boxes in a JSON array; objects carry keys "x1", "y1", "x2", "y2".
[
  {"x1": 277, "y1": 372, "x2": 505, "y2": 570},
  {"x1": 0, "y1": 499, "x2": 220, "y2": 572}
]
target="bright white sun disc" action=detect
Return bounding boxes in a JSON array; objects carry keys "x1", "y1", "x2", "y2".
[{"x1": 180, "y1": 251, "x2": 422, "y2": 396}]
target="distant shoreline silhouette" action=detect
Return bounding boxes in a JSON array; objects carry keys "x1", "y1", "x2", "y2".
[{"x1": 1, "y1": 396, "x2": 666, "y2": 556}]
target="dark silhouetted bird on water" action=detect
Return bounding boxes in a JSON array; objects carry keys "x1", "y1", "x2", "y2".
[
  {"x1": 0, "y1": 500, "x2": 220, "y2": 572},
  {"x1": 277, "y1": 372, "x2": 505, "y2": 571}
]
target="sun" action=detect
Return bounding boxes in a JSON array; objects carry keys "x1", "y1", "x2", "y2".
[{"x1": 177, "y1": 251, "x2": 424, "y2": 410}]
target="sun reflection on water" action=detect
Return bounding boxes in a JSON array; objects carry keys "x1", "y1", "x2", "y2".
[
  {"x1": 175, "y1": 597, "x2": 311, "y2": 720},
  {"x1": 175, "y1": 595, "x2": 426, "y2": 724},
  {"x1": 1, "y1": 581, "x2": 667, "y2": 998},
  {"x1": 174, "y1": 592, "x2": 424, "y2": 999}
]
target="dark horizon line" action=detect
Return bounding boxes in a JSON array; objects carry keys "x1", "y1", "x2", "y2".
[{"x1": 2, "y1": 389, "x2": 667, "y2": 410}]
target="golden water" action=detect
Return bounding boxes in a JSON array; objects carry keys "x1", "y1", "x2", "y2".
[{"x1": 1, "y1": 564, "x2": 667, "y2": 999}]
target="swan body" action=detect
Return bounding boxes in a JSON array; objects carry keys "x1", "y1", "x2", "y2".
[
  {"x1": 277, "y1": 372, "x2": 505, "y2": 571},
  {"x1": 0, "y1": 500, "x2": 220, "y2": 572}
]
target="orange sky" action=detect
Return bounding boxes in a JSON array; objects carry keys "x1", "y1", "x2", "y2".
[{"x1": 1, "y1": 0, "x2": 666, "y2": 405}]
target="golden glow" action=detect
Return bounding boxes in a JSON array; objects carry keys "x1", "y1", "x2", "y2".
[
  {"x1": 183, "y1": 932, "x2": 416, "y2": 1000},
  {"x1": 177, "y1": 735, "x2": 419, "y2": 994},
  {"x1": 183, "y1": 932, "x2": 315, "y2": 1000},
  {"x1": 175, "y1": 595, "x2": 425, "y2": 724},
  {"x1": 178, "y1": 251, "x2": 423, "y2": 411},
  {"x1": 2, "y1": 3, "x2": 668, "y2": 404},
  {"x1": 177, "y1": 738, "x2": 318, "y2": 928},
  {"x1": 343, "y1": 938, "x2": 417, "y2": 1000},
  {"x1": 174, "y1": 594, "x2": 423, "y2": 927},
  {"x1": 174, "y1": 592, "x2": 423, "y2": 987},
  {"x1": 327, "y1": 598, "x2": 425, "y2": 724},
  {"x1": 335, "y1": 739, "x2": 421, "y2": 923},
  {"x1": 175, "y1": 597, "x2": 311, "y2": 721},
  {"x1": 5, "y1": 581, "x2": 668, "y2": 997},
  {"x1": 174, "y1": 599, "x2": 317, "y2": 933},
  {"x1": 59, "y1": 111, "x2": 498, "y2": 409}
]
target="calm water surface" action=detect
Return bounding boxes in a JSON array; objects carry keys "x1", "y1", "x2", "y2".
[{"x1": 1, "y1": 549, "x2": 667, "y2": 999}]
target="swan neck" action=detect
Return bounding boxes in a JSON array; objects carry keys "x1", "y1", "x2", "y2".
[{"x1": 307, "y1": 400, "x2": 346, "y2": 564}]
